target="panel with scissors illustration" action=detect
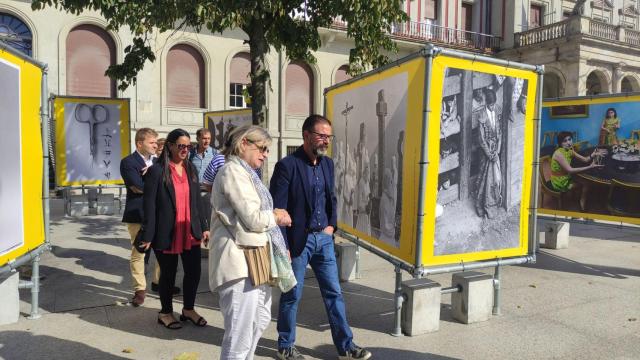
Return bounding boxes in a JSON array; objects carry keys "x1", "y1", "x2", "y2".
[{"x1": 53, "y1": 96, "x2": 131, "y2": 186}]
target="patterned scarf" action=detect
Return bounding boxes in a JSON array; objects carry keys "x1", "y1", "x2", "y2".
[{"x1": 236, "y1": 157, "x2": 297, "y2": 293}]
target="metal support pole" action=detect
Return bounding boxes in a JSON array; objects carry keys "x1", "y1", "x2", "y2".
[
  {"x1": 391, "y1": 266, "x2": 404, "y2": 337},
  {"x1": 493, "y1": 263, "x2": 502, "y2": 316},
  {"x1": 413, "y1": 44, "x2": 439, "y2": 271},
  {"x1": 27, "y1": 255, "x2": 41, "y2": 320},
  {"x1": 355, "y1": 237, "x2": 361, "y2": 279},
  {"x1": 531, "y1": 67, "x2": 544, "y2": 256},
  {"x1": 441, "y1": 284, "x2": 462, "y2": 294}
]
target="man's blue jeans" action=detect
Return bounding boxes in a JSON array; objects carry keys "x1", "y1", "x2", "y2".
[{"x1": 277, "y1": 232, "x2": 353, "y2": 353}]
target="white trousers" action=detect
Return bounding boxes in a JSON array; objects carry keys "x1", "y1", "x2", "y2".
[{"x1": 218, "y1": 278, "x2": 272, "y2": 360}]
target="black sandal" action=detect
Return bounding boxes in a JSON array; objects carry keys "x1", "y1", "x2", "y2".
[
  {"x1": 157, "y1": 316, "x2": 182, "y2": 330},
  {"x1": 180, "y1": 311, "x2": 207, "y2": 327}
]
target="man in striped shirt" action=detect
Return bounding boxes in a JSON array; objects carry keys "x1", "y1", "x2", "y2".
[{"x1": 202, "y1": 153, "x2": 226, "y2": 192}]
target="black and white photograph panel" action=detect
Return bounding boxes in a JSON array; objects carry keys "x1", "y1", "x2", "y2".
[
  {"x1": 205, "y1": 110, "x2": 252, "y2": 150},
  {"x1": 0, "y1": 58, "x2": 24, "y2": 255},
  {"x1": 434, "y1": 68, "x2": 528, "y2": 255},
  {"x1": 63, "y1": 102, "x2": 122, "y2": 183},
  {"x1": 332, "y1": 72, "x2": 408, "y2": 247}
]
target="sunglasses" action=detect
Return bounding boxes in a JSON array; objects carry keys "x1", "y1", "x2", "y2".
[
  {"x1": 309, "y1": 131, "x2": 335, "y2": 141},
  {"x1": 172, "y1": 143, "x2": 193, "y2": 151},
  {"x1": 247, "y1": 139, "x2": 270, "y2": 154}
]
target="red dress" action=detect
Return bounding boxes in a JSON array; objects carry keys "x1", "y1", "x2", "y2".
[{"x1": 164, "y1": 162, "x2": 200, "y2": 254}]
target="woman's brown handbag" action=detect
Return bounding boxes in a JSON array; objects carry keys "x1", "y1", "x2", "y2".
[{"x1": 242, "y1": 242, "x2": 273, "y2": 287}]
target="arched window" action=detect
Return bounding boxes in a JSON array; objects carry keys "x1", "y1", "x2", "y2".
[
  {"x1": 0, "y1": 13, "x2": 32, "y2": 56},
  {"x1": 166, "y1": 44, "x2": 205, "y2": 108},
  {"x1": 286, "y1": 61, "x2": 314, "y2": 116},
  {"x1": 66, "y1": 24, "x2": 116, "y2": 97},
  {"x1": 229, "y1": 52, "x2": 251, "y2": 108},
  {"x1": 543, "y1": 73, "x2": 562, "y2": 99},
  {"x1": 586, "y1": 71, "x2": 607, "y2": 96},
  {"x1": 621, "y1": 76, "x2": 640, "y2": 93},
  {"x1": 334, "y1": 64, "x2": 352, "y2": 84}
]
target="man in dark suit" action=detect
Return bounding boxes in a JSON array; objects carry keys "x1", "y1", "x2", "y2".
[
  {"x1": 121, "y1": 128, "x2": 164, "y2": 306},
  {"x1": 270, "y1": 115, "x2": 371, "y2": 360}
]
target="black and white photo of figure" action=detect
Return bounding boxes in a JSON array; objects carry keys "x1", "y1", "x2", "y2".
[
  {"x1": 63, "y1": 102, "x2": 123, "y2": 183},
  {"x1": 332, "y1": 72, "x2": 408, "y2": 247},
  {"x1": 0, "y1": 58, "x2": 25, "y2": 255},
  {"x1": 206, "y1": 111, "x2": 252, "y2": 150},
  {"x1": 435, "y1": 68, "x2": 528, "y2": 255}
]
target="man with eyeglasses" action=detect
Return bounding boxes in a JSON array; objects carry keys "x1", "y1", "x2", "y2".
[{"x1": 270, "y1": 115, "x2": 372, "y2": 360}]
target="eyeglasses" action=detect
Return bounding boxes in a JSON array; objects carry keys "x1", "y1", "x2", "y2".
[
  {"x1": 310, "y1": 131, "x2": 335, "y2": 141},
  {"x1": 172, "y1": 143, "x2": 193, "y2": 151},
  {"x1": 247, "y1": 139, "x2": 270, "y2": 154}
]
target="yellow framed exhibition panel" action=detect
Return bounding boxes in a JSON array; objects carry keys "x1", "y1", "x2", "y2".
[
  {"x1": 204, "y1": 108, "x2": 253, "y2": 150},
  {"x1": 423, "y1": 55, "x2": 539, "y2": 266},
  {"x1": 53, "y1": 96, "x2": 130, "y2": 186},
  {"x1": 539, "y1": 95, "x2": 640, "y2": 225},
  {"x1": 0, "y1": 48, "x2": 45, "y2": 267},
  {"x1": 203, "y1": 108, "x2": 252, "y2": 128},
  {"x1": 326, "y1": 56, "x2": 426, "y2": 266}
]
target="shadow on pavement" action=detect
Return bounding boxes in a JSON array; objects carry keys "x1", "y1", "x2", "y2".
[
  {"x1": 51, "y1": 245, "x2": 129, "y2": 277},
  {"x1": 22, "y1": 265, "x2": 130, "y2": 312},
  {"x1": 524, "y1": 250, "x2": 640, "y2": 279},
  {"x1": 77, "y1": 216, "x2": 128, "y2": 237},
  {"x1": 0, "y1": 331, "x2": 129, "y2": 359},
  {"x1": 566, "y1": 221, "x2": 640, "y2": 244},
  {"x1": 314, "y1": 344, "x2": 461, "y2": 360},
  {"x1": 271, "y1": 278, "x2": 399, "y2": 335},
  {"x1": 76, "y1": 235, "x2": 131, "y2": 251}
]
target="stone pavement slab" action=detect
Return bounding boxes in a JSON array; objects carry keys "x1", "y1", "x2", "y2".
[{"x1": 0, "y1": 215, "x2": 638, "y2": 360}]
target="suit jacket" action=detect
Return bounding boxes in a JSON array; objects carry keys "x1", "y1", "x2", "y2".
[
  {"x1": 208, "y1": 156, "x2": 277, "y2": 290},
  {"x1": 142, "y1": 162, "x2": 209, "y2": 250},
  {"x1": 120, "y1": 152, "x2": 151, "y2": 223},
  {"x1": 270, "y1": 146, "x2": 338, "y2": 257}
]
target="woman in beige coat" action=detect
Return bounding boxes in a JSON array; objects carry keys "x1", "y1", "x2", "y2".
[{"x1": 209, "y1": 125, "x2": 293, "y2": 360}]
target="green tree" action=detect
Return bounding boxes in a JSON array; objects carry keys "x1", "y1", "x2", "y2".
[{"x1": 32, "y1": 0, "x2": 407, "y2": 125}]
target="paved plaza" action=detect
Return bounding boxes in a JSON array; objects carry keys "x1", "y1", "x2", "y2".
[{"x1": 0, "y1": 207, "x2": 639, "y2": 359}]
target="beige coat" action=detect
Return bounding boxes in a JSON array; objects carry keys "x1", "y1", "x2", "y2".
[{"x1": 208, "y1": 156, "x2": 276, "y2": 291}]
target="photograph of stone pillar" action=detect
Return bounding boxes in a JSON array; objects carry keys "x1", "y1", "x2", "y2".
[
  {"x1": 331, "y1": 72, "x2": 408, "y2": 247},
  {"x1": 434, "y1": 68, "x2": 528, "y2": 255}
]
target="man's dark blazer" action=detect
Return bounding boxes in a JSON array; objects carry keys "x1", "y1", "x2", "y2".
[
  {"x1": 142, "y1": 162, "x2": 209, "y2": 251},
  {"x1": 270, "y1": 146, "x2": 338, "y2": 257},
  {"x1": 120, "y1": 152, "x2": 151, "y2": 224}
]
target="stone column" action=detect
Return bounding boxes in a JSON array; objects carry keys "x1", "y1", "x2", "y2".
[{"x1": 612, "y1": 63, "x2": 624, "y2": 93}]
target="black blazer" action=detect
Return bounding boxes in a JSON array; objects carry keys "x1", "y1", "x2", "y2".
[
  {"x1": 269, "y1": 146, "x2": 338, "y2": 257},
  {"x1": 120, "y1": 152, "x2": 150, "y2": 223},
  {"x1": 142, "y1": 162, "x2": 209, "y2": 250}
]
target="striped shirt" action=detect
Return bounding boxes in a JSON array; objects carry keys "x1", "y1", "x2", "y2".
[
  {"x1": 202, "y1": 154, "x2": 226, "y2": 185},
  {"x1": 189, "y1": 146, "x2": 217, "y2": 183}
]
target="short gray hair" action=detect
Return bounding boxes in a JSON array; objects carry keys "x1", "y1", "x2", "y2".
[{"x1": 222, "y1": 125, "x2": 272, "y2": 157}]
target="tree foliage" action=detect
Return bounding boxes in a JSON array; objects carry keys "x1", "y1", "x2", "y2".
[{"x1": 32, "y1": 0, "x2": 407, "y2": 124}]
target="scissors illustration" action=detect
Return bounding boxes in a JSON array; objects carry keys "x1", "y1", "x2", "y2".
[{"x1": 74, "y1": 103, "x2": 109, "y2": 163}]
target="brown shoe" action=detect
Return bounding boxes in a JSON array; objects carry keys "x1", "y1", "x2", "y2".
[{"x1": 132, "y1": 290, "x2": 145, "y2": 307}]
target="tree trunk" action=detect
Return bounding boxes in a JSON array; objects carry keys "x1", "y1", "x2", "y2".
[{"x1": 247, "y1": 21, "x2": 269, "y2": 126}]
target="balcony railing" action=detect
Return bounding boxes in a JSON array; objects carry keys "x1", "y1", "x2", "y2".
[
  {"x1": 589, "y1": 20, "x2": 616, "y2": 40},
  {"x1": 515, "y1": 15, "x2": 640, "y2": 48},
  {"x1": 515, "y1": 19, "x2": 569, "y2": 47},
  {"x1": 626, "y1": 28, "x2": 640, "y2": 46},
  {"x1": 330, "y1": 19, "x2": 500, "y2": 52}
]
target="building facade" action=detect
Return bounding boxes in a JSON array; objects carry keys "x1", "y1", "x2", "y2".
[{"x1": 2, "y1": 0, "x2": 640, "y2": 177}]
